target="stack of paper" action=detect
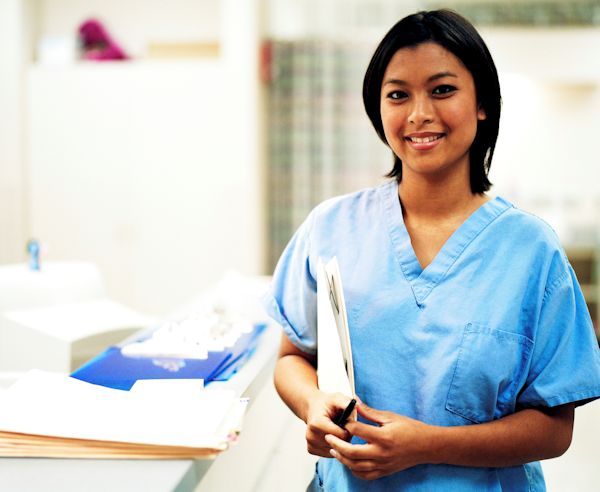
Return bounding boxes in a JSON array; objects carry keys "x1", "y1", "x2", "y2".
[{"x1": 0, "y1": 370, "x2": 248, "y2": 459}]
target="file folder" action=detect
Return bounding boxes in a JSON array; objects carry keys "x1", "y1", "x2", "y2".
[{"x1": 71, "y1": 323, "x2": 267, "y2": 390}]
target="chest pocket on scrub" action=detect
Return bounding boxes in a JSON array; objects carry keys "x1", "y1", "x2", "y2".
[{"x1": 445, "y1": 323, "x2": 534, "y2": 424}]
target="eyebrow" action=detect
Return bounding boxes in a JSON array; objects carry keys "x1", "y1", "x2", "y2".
[{"x1": 382, "y1": 71, "x2": 458, "y2": 87}]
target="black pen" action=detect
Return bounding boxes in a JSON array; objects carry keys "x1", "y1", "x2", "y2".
[{"x1": 334, "y1": 398, "x2": 357, "y2": 428}]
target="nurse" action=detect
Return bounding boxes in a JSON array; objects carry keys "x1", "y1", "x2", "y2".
[{"x1": 264, "y1": 9, "x2": 600, "y2": 491}]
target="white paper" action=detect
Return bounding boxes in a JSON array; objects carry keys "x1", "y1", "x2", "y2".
[
  {"x1": 316, "y1": 257, "x2": 354, "y2": 396},
  {"x1": 130, "y1": 378, "x2": 205, "y2": 395},
  {"x1": 0, "y1": 370, "x2": 240, "y2": 449}
]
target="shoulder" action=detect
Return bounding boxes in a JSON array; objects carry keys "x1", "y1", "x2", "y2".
[
  {"x1": 310, "y1": 181, "x2": 390, "y2": 227},
  {"x1": 299, "y1": 182, "x2": 391, "y2": 266},
  {"x1": 279, "y1": 183, "x2": 388, "y2": 258},
  {"x1": 493, "y1": 198, "x2": 564, "y2": 251},
  {"x1": 493, "y1": 197, "x2": 571, "y2": 289}
]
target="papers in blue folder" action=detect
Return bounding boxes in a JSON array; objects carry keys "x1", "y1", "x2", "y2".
[{"x1": 71, "y1": 323, "x2": 266, "y2": 390}]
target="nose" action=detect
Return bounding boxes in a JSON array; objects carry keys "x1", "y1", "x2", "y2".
[{"x1": 408, "y1": 95, "x2": 434, "y2": 126}]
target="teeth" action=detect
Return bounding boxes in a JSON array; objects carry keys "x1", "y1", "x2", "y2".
[{"x1": 409, "y1": 135, "x2": 441, "y2": 143}]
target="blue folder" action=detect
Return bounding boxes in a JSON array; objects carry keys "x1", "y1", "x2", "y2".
[{"x1": 71, "y1": 323, "x2": 267, "y2": 390}]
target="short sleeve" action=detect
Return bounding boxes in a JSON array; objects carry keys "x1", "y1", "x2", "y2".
[
  {"x1": 262, "y1": 211, "x2": 318, "y2": 354},
  {"x1": 517, "y1": 264, "x2": 600, "y2": 408}
]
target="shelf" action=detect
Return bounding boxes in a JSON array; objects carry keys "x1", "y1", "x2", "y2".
[{"x1": 31, "y1": 0, "x2": 222, "y2": 63}]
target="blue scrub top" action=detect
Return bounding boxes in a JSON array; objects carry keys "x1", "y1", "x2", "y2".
[{"x1": 264, "y1": 180, "x2": 600, "y2": 492}]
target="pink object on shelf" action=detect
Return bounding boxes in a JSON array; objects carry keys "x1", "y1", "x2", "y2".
[{"x1": 78, "y1": 19, "x2": 129, "y2": 61}]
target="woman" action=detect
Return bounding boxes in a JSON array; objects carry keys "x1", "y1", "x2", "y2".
[{"x1": 263, "y1": 9, "x2": 600, "y2": 491}]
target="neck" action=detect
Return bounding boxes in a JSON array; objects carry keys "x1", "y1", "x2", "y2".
[{"x1": 398, "y1": 166, "x2": 487, "y2": 222}]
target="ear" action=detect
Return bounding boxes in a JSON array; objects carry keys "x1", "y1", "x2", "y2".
[{"x1": 477, "y1": 104, "x2": 487, "y2": 121}]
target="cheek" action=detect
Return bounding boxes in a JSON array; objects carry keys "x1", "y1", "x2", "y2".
[
  {"x1": 380, "y1": 108, "x2": 404, "y2": 142},
  {"x1": 441, "y1": 106, "x2": 465, "y2": 126},
  {"x1": 445, "y1": 107, "x2": 479, "y2": 138}
]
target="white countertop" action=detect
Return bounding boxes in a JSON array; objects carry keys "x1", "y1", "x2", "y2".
[{"x1": 0, "y1": 323, "x2": 282, "y2": 492}]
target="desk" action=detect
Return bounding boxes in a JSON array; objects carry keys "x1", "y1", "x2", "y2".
[{"x1": 0, "y1": 324, "x2": 284, "y2": 492}]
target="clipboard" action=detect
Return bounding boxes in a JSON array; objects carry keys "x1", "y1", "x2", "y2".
[{"x1": 316, "y1": 257, "x2": 355, "y2": 396}]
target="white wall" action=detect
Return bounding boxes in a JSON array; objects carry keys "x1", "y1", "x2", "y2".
[
  {"x1": 0, "y1": 0, "x2": 29, "y2": 264},
  {"x1": 24, "y1": 0, "x2": 266, "y2": 317},
  {"x1": 483, "y1": 28, "x2": 600, "y2": 244}
]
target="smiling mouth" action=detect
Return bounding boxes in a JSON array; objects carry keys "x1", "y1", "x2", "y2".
[{"x1": 405, "y1": 134, "x2": 445, "y2": 143}]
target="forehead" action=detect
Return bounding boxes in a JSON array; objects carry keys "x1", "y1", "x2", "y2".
[{"x1": 383, "y1": 42, "x2": 471, "y2": 80}]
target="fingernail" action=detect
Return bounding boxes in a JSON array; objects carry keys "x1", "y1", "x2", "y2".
[
  {"x1": 330, "y1": 449, "x2": 338, "y2": 458},
  {"x1": 324, "y1": 434, "x2": 332, "y2": 443}
]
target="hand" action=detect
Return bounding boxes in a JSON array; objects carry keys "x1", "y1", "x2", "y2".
[
  {"x1": 325, "y1": 401, "x2": 432, "y2": 480},
  {"x1": 305, "y1": 392, "x2": 353, "y2": 457}
]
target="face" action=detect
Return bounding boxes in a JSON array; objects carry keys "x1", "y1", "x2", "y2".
[{"x1": 380, "y1": 42, "x2": 486, "y2": 182}]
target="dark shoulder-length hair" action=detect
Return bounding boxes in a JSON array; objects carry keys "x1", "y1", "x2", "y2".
[{"x1": 362, "y1": 9, "x2": 501, "y2": 193}]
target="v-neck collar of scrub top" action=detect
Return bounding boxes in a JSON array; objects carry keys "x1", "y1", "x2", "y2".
[{"x1": 382, "y1": 181, "x2": 512, "y2": 306}]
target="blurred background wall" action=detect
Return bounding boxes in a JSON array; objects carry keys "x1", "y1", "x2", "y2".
[
  {"x1": 0, "y1": 0, "x2": 598, "y2": 327},
  {"x1": 0, "y1": 0, "x2": 266, "y2": 317}
]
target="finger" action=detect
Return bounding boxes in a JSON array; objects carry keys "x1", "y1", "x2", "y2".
[
  {"x1": 307, "y1": 442, "x2": 336, "y2": 458},
  {"x1": 329, "y1": 394, "x2": 356, "y2": 424},
  {"x1": 356, "y1": 401, "x2": 389, "y2": 425},
  {"x1": 307, "y1": 429, "x2": 353, "y2": 458},
  {"x1": 353, "y1": 469, "x2": 385, "y2": 481},
  {"x1": 332, "y1": 393, "x2": 355, "y2": 408},
  {"x1": 306, "y1": 425, "x2": 350, "y2": 458},
  {"x1": 344, "y1": 420, "x2": 382, "y2": 442},
  {"x1": 325, "y1": 434, "x2": 376, "y2": 461},
  {"x1": 330, "y1": 450, "x2": 380, "y2": 473},
  {"x1": 308, "y1": 412, "x2": 351, "y2": 437},
  {"x1": 312, "y1": 417, "x2": 351, "y2": 440},
  {"x1": 306, "y1": 432, "x2": 340, "y2": 458}
]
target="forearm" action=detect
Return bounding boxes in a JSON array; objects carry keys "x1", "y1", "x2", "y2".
[
  {"x1": 429, "y1": 405, "x2": 574, "y2": 467},
  {"x1": 274, "y1": 353, "x2": 320, "y2": 422}
]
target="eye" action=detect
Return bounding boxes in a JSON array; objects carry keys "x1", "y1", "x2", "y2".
[
  {"x1": 432, "y1": 85, "x2": 457, "y2": 96},
  {"x1": 386, "y1": 90, "x2": 408, "y2": 101}
]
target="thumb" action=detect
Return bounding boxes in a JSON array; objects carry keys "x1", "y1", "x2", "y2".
[{"x1": 356, "y1": 401, "x2": 390, "y2": 425}]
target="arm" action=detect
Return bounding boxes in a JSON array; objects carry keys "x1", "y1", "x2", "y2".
[
  {"x1": 326, "y1": 401, "x2": 574, "y2": 480},
  {"x1": 274, "y1": 334, "x2": 353, "y2": 456},
  {"x1": 430, "y1": 403, "x2": 574, "y2": 466}
]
